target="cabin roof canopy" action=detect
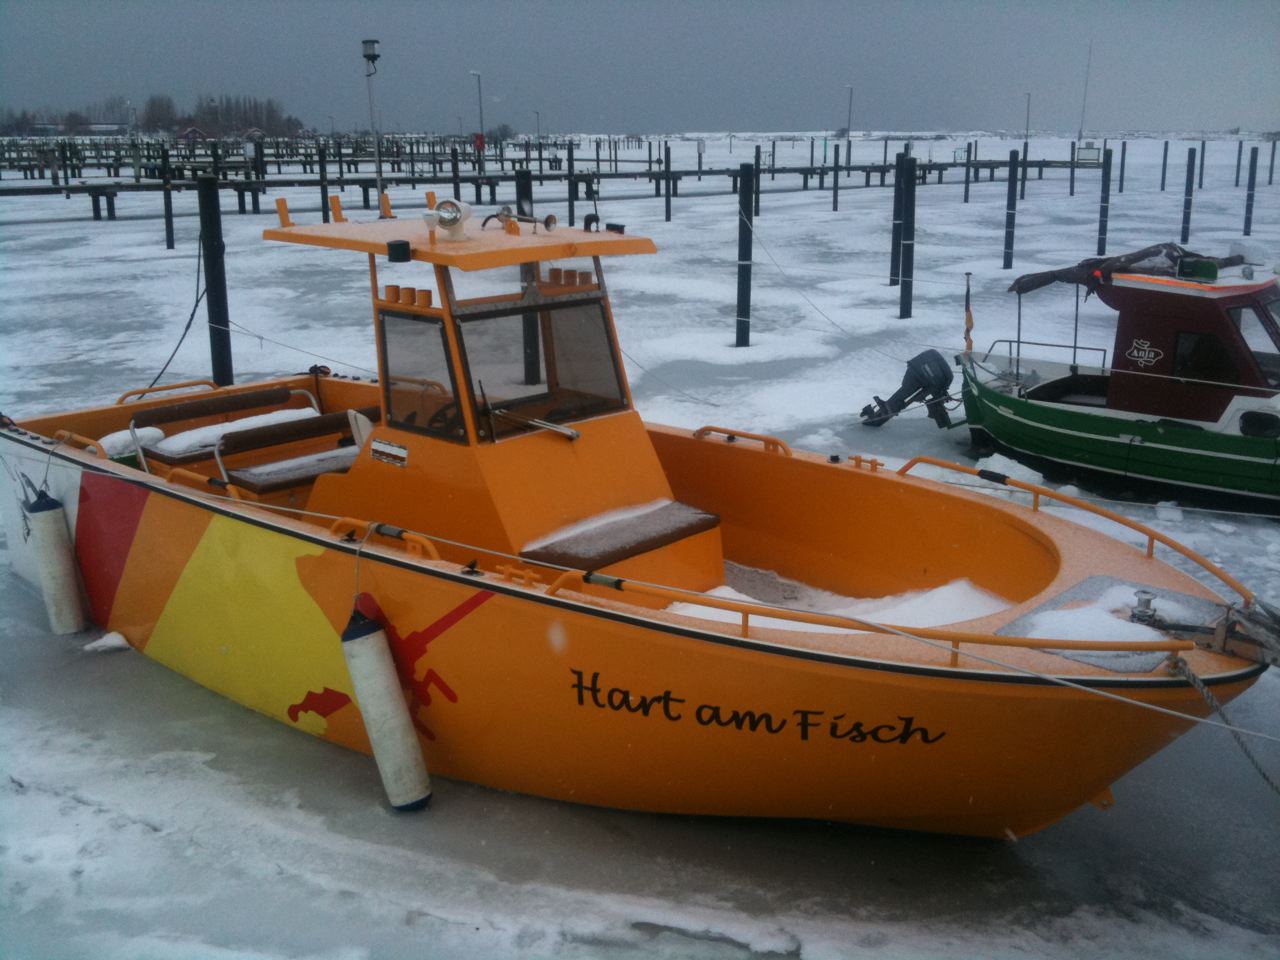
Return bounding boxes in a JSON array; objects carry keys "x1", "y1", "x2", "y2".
[
  {"x1": 263, "y1": 217, "x2": 656, "y2": 271},
  {"x1": 1007, "y1": 243, "x2": 1250, "y2": 298}
]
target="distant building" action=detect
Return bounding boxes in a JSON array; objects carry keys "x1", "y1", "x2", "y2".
[{"x1": 178, "y1": 126, "x2": 209, "y2": 141}]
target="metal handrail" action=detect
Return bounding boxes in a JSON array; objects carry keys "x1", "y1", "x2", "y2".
[
  {"x1": 896, "y1": 455, "x2": 1254, "y2": 608},
  {"x1": 542, "y1": 570, "x2": 1195, "y2": 654},
  {"x1": 116, "y1": 378, "x2": 220, "y2": 404},
  {"x1": 981, "y1": 339, "x2": 1108, "y2": 369},
  {"x1": 693, "y1": 425, "x2": 792, "y2": 456}
]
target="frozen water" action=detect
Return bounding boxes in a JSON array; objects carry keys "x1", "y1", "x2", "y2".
[{"x1": 2, "y1": 131, "x2": 1278, "y2": 957}]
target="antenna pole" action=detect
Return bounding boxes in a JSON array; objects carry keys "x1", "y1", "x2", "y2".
[{"x1": 1077, "y1": 40, "x2": 1092, "y2": 142}]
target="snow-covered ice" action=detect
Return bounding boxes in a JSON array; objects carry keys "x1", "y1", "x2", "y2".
[{"x1": 2, "y1": 131, "x2": 1278, "y2": 958}]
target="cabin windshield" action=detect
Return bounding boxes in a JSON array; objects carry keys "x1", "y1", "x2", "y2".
[
  {"x1": 457, "y1": 299, "x2": 627, "y2": 440},
  {"x1": 1229, "y1": 301, "x2": 1280, "y2": 388},
  {"x1": 380, "y1": 311, "x2": 466, "y2": 441}
]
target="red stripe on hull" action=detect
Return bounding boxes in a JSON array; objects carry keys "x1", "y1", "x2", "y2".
[{"x1": 75, "y1": 473, "x2": 150, "y2": 627}]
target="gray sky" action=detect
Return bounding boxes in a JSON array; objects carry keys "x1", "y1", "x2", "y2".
[{"x1": 2, "y1": 0, "x2": 1277, "y2": 135}]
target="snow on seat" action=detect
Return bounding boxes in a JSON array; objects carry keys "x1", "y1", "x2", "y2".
[
  {"x1": 520, "y1": 499, "x2": 720, "y2": 571},
  {"x1": 145, "y1": 408, "x2": 318, "y2": 464},
  {"x1": 227, "y1": 446, "x2": 359, "y2": 494}
]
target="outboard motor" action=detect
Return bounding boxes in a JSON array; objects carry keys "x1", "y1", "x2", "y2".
[{"x1": 861, "y1": 349, "x2": 954, "y2": 428}]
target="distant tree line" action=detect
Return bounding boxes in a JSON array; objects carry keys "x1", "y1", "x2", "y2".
[{"x1": 0, "y1": 93, "x2": 306, "y2": 137}]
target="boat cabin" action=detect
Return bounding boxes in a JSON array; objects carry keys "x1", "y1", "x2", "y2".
[
  {"x1": 1002, "y1": 247, "x2": 1280, "y2": 435},
  {"x1": 260, "y1": 200, "x2": 726, "y2": 601},
  {"x1": 1100, "y1": 272, "x2": 1280, "y2": 422}
]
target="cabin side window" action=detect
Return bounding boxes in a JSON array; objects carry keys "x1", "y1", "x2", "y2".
[
  {"x1": 1229, "y1": 303, "x2": 1280, "y2": 388},
  {"x1": 379, "y1": 311, "x2": 465, "y2": 440},
  {"x1": 1173, "y1": 332, "x2": 1240, "y2": 386},
  {"x1": 457, "y1": 300, "x2": 628, "y2": 440}
]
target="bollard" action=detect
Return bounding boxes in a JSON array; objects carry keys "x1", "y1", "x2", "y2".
[
  {"x1": 832, "y1": 145, "x2": 840, "y2": 212},
  {"x1": 1235, "y1": 140, "x2": 1243, "y2": 187},
  {"x1": 1002, "y1": 150, "x2": 1018, "y2": 269},
  {"x1": 197, "y1": 176, "x2": 234, "y2": 387},
  {"x1": 162, "y1": 146, "x2": 175, "y2": 250},
  {"x1": 1097, "y1": 148, "x2": 1112, "y2": 256},
  {"x1": 1118, "y1": 140, "x2": 1126, "y2": 193},
  {"x1": 1069, "y1": 141, "x2": 1076, "y2": 196},
  {"x1": 1181, "y1": 147, "x2": 1195, "y2": 244},
  {"x1": 736, "y1": 163, "x2": 753, "y2": 348},
  {"x1": 1160, "y1": 140, "x2": 1168, "y2": 191},
  {"x1": 1244, "y1": 146, "x2": 1258, "y2": 236},
  {"x1": 890, "y1": 153, "x2": 905, "y2": 284},
  {"x1": 899, "y1": 157, "x2": 916, "y2": 319}
]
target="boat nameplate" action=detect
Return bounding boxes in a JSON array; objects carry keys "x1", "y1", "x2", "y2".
[{"x1": 371, "y1": 438, "x2": 408, "y2": 468}]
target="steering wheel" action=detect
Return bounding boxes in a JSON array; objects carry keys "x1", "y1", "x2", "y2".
[{"x1": 426, "y1": 400, "x2": 461, "y2": 434}]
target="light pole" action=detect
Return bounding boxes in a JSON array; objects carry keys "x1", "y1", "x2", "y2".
[
  {"x1": 362, "y1": 39, "x2": 385, "y2": 214},
  {"x1": 844, "y1": 84, "x2": 853, "y2": 136},
  {"x1": 469, "y1": 70, "x2": 484, "y2": 172},
  {"x1": 328, "y1": 114, "x2": 335, "y2": 137},
  {"x1": 534, "y1": 110, "x2": 541, "y2": 141}
]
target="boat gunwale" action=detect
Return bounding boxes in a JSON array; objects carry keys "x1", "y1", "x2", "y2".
[{"x1": 2, "y1": 426, "x2": 1266, "y2": 692}]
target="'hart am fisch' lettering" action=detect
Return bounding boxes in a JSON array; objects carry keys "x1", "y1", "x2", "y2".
[{"x1": 570, "y1": 669, "x2": 945, "y2": 745}]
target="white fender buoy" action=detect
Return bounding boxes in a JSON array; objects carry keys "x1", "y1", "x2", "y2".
[
  {"x1": 341, "y1": 608, "x2": 432, "y2": 810},
  {"x1": 25, "y1": 490, "x2": 87, "y2": 635}
]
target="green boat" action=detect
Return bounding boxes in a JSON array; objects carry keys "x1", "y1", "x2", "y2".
[{"x1": 960, "y1": 245, "x2": 1280, "y2": 506}]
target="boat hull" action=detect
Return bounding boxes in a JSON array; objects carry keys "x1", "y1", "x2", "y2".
[
  {"x1": 960, "y1": 356, "x2": 1280, "y2": 503},
  {"x1": 0, "y1": 431, "x2": 1263, "y2": 838}
]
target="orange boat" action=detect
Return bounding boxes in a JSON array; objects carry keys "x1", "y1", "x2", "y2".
[{"x1": 2, "y1": 192, "x2": 1275, "y2": 838}]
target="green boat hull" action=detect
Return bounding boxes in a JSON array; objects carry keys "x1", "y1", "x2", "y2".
[{"x1": 960, "y1": 358, "x2": 1280, "y2": 502}]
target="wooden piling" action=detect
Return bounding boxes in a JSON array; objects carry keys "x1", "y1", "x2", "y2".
[
  {"x1": 1181, "y1": 147, "x2": 1195, "y2": 244},
  {"x1": 1097, "y1": 147, "x2": 1112, "y2": 256},
  {"x1": 1003, "y1": 150, "x2": 1018, "y2": 269},
  {"x1": 736, "y1": 162, "x2": 753, "y2": 348}
]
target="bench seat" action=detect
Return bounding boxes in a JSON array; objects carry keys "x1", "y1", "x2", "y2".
[
  {"x1": 520, "y1": 500, "x2": 720, "y2": 571},
  {"x1": 227, "y1": 446, "x2": 360, "y2": 494}
]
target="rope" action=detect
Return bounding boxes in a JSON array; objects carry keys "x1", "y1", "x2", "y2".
[
  {"x1": 1169, "y1": 656, "x2": 1280, "y2": 798},
  {"x1": 143, "y1": 234, "x2": 206, "y2": 395},
  {"x1": 618, "y1": 346, "x2": 723, "y2": 408}
]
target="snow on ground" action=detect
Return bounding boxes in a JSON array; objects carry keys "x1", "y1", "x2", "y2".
[{"x1": 2, "y1": 132, "x2": 1279, "y2": 958}]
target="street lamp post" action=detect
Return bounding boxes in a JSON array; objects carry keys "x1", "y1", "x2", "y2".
[
  {"x1": 362, "y1": 39, "x2": 385, "y2": 215},
  {"x1": 469, "y1": 70, "x2": 484, "y2": 173}
]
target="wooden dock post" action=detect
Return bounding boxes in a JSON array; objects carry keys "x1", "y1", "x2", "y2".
[
  {"x1": 664, "y1": 144, "x2": 672, "y2": 222},
  {"x1": 1181, "y1": 147, "x2": 1195, "y2": 244},
  {"x1": 1097, "y1": 147, "x2": 1112, "y2": 255},
  {"x1": 197, "y1": 176, "x2": 234, "y2": 387},
  {"x1": 1069, "y1": 141, "x2": 1076, "y2": 196},
  {"x1": 890, "y1": 153, "x2": 905, "y2": 284},
  {"x1": 832, "y1": 145, "x2": 840, "y2": 212},
  {"x1": 753, "y1": 144, "x2": 761, "y2": 216},
  {"x1": 1244, "y1": 146, "x2": 1258, "y2": 236},
  {"x1": 1235, "y1": 140, "x2": 1244, "y2": 187},
  {"x1": 568, "y1": 140, "x2": 576, "y2": 227},
  {"x1": 899, "y1": 156, "x2": 916, "y2": 319},
  {"x1": 1198, "y1": 139, "x2": 1205, "y2": 189},
  {"x1": 736, "y1": 162, "x2": 753, "y2": 348},
  {"x1": 964, "y1": 142, "x2": 972, "y2": 203},
  {"x1": 1160, "y1": 140, "x2": 1168, "y2": 191},
  {"x1": 1003, "y1": 149, "x2": 1019, "y2": 269},
  {"x1": 319, "y1": 143, "x2": 330, "y2": 223},
  {"x1": 450, "y1": 147, "x2": 460, "y2": 201},
  {"x1": 1019, "y1": 138, "x2": 1028, "y2": 200},
  {"x1": 162, "y1": 145, "x2": 174, "y2": 250}
]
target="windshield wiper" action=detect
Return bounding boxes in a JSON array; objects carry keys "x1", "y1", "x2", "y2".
[{"x1": 492, "y1": 408, "x2": 580, "y2": 440}]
